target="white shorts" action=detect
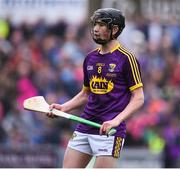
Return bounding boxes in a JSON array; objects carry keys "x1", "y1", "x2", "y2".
[{"x1": 67, "y1": 131, "x2": 124, "y2": 158}]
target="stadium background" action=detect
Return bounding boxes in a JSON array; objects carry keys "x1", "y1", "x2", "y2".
[{"x1": 0, "y1": 0, "x2": 179, "y2": 167}]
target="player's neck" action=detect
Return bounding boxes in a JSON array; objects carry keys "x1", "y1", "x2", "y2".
[{"x1": 99, "y1": 40, "x2": 119, "y2": 54}]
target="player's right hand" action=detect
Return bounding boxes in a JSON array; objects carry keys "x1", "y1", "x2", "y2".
[{"x1": 46, "y1": 103, "x2": 62, "y2": 118}]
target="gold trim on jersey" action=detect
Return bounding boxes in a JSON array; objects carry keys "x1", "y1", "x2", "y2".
[
  {"x1": 118, "y1": 46, "x2": 142, "y2": 85},
  {"x1": 129, "y1": 83, "x2": 143, "y2": 91},
  {"x1": 83, "y1": 85, "x2": 90, "y2": 91},
  {"x1": 110, "y1": 43, "x2": 121, "y2": 53},
  {"x1": 98, "y1": 43, "x2": 121, "y2": 53}
]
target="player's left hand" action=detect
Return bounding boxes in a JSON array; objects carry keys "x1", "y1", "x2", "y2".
[{"x1": 99, "y1": 119, "x2": 120, "y2": 136}]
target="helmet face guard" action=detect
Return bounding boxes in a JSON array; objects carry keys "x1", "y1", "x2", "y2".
[
  {"x1": 90, "y1": 17, "x2": 113, "y2": 45},
  {"x1": 90, "y1": 8, "x2": 125, "y2": 44},
  {"x1": 90, "y1": 13, "x2": 113, "y2": 28}
]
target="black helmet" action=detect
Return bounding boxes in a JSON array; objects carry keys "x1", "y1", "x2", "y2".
[{"x1": 91, "y1": 8, "x2": 125, "y2": 38}]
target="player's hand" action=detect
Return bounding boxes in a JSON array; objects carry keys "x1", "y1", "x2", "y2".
[
  {"x1": 46, "y1": 103, "x2": 62, "y2": 118},
  {"x1": 99, "y1": 119, "x2": 120, "y2": 136}
]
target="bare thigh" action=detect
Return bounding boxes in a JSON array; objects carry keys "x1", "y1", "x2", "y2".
[
  {"x1": 94, "y1": 156, "x2": 118, "y2": 168},
  {"x1": 63, "y1": 147, "x2": 92, "y2": 168}
]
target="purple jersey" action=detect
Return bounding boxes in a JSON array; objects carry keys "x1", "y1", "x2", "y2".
[{"x1": 76, "y1": 43, "x2": 143, "y2": 137}]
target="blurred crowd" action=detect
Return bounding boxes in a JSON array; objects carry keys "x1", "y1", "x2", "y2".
[{"x1": 0, "y1": 14, "x2": 179, "y2": 167}]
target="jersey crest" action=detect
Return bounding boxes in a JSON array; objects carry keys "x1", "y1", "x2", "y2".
[{"x1": 108, "y1": 63, "x2": 116, "y2": 72}]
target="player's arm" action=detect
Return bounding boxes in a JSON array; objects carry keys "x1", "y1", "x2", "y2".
[
  {"x1": 60, "y1": 55, "x2": 91, "y2": 112},
  {"x1": 115, "y1": 51, "x2": 144, "y2": 122},
  {"x1": 111, "y1": 87, "x2": 144, "y2": 123},
  {"x1": 60, "y1": 88, "x2": 90, "y2": 112},
  {"x1": 48, "y1": 88, "x2": 90, "y2": 115},
  {"x1": 115, "y1": 87, "x2": 144, "y2": 122},
  {"x1": 47, "y1": 56, "x2": 90, "y2": 117},
  {"x1": 100, "y1": 87, "x2": 144, "y2": 135},
  {"x1": 100, "y1": 52, "x2": 144, "y2": 135}
]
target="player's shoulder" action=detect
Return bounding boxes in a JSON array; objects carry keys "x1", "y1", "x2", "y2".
[
  {"x1": 87, "y1": 47, "x2": 100, "y2": 56},
  {"x1": 83, "y1": 48, "x2": 99, "y2": 64},
  {"x1": 117, "y1": 44, "x2": 138, "y2": 61}
]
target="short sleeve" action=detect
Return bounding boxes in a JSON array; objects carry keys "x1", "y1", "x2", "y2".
[
  {"x1": 123, "y1": 54, "x2": 143, "y2": 91},
  {"x1": 83, "y1": 57, "x2": 90, "y2": 91}
]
